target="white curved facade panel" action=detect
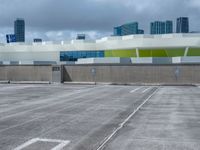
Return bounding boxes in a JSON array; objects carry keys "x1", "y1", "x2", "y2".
[{"x1": 0, "y1": 34, "x2": 200, "y2": 64}]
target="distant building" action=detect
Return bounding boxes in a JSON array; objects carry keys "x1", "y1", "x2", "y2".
[
  {"x1": 114, "y1": 26, "x2": 122, "y2": 36},
  {"x1": 138, "y1": 29, "x2": 144, "y2": 34},
  {"x1": 151, "y1": 21, "x2": 165, "y2": 34},
  {"x1": 6, "y1": 34, "x2": 16, "y2": 43},
  {"x1": 76, "y1": 34, "x2": 86, "y2": 40},
  {"x1": 1, "y1": 34, "x2": 200, "y2": 64},
  {"x1": 176, "y1": 17, "x2": 189, "y2": 33},
  {"x1": 14, "y1": 18, "x2": 25, "y2": 42},
  {"x1": 151, "y1": 21, "x2": 173, "y2": 34},
  {"x1": 114, "y1": 22, "x2": 144, "y2": 36},
  {"x1": 121, "y1": 22, "x2": 138, "y2": 35},
  {"x1": 33, "y1": 38, "x2": 42, "y2": 43},
  {"x1": 165, "y1": 21, "x2": 173, "y2": 34}
]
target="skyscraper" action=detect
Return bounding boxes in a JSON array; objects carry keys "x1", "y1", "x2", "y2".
[
  {"x1": 176, "y1": 17, "x2": 189, "y2": 33},
  {"x1": 151, "y1": 20, "x2": 173, "y2": 34},
  {"x1": 114, "y1": 22, "x2": 143, "y2": 36},
  {"x1": 14, "y1": 18, "x2": 25, "y2": 42},
  {"x1": 121, "y1": 22, "x2": 138, "y2": 35},
  {"x1": 165, "y1": 21, "x2": 173, "y2": 34},
  {"x1": 150, "y1": 21, "x2": 166, "y2": 34}
]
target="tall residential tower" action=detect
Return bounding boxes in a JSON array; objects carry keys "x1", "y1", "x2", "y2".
[
  {"x1": 165, "y1": 21, "x2": 173, "y2": 34},
  {"x1": 176, "y1": 17, "x2": 189, "y2": 33},
  {"x1": 150, "y1": 21, "x2": 173, "y2": 34},
  {"x1": 14, "y1": 18, "x2": 25, "y2": 42}
]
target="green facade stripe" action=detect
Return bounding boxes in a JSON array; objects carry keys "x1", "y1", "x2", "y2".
[
  {"x1": 139, "y1": 50, "x2": 153, "y2": 57},
  {"x1": 139, "y1": 49, "x2": 185, "y2": 57},
  {"x1": 165, "y1": 49, "x2": 185, "y2": 57},
  {"x1": 105, "y1": 49, "x2": 187, "y2": 58},
  {"x1": 105, "y1": 49, "x2": 137, "y2": 57},
  {"x1": 187, "y1": 48, "x2": 200, "y2": 56}
]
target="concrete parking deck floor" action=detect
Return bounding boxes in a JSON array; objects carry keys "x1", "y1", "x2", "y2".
[{"x1": 0, "y1": 84, "x2": 199, "y2": 150}]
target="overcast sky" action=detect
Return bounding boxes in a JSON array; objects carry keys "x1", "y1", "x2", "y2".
[{"x1": 0, "y1": 0, "x2": 199, "y2": 42}]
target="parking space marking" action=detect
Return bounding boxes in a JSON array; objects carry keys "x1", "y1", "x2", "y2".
[
  {"x1": 97, "y1": 87, "x2": 159, "y2": 150},
  {"x1": 142, "y1": 87, "x2": 152, "y2": 93},
  {"x1": 130, "y1": 87, "x2": 143, "y2": 93},
  {"x1": 13, "y1": 138, "x2": 70, "y2": 150}
]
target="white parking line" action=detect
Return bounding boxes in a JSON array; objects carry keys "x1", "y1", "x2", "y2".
[
  {"x1": 130, "y1": 87, "x2": 143, "y2": 93},
  {"x1": 13, "y1": 138, "x2": 70, "y2": 150},
  {"x1": 97, "y1": 87, "x2": 159, "y2": 150},
  {"x1": 142, "y1": 87, "x2": 152, "y2": 93}
]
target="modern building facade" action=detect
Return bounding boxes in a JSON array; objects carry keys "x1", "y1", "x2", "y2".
[
  {"x1": 76, "y1": 34, "x2": 86, "y2": 40},
  {"x1": 176, "y1": 17, "x2": 189, "y2": 33},
  {"x1": 165, "y1": 21, "x2": 173, "y2": 33},
  {"x1": 151, "y1": 21, "x2": 173, "y2": 34},
  {"x1": 114, "y1": 26, "x2": 122, "y2": 36},
  {"x1": 0, "y1": 34, "x2": 200, "y2": 64},
  {"x1": 6, "y1": 34, "x2": 16, "y2": 43},
  {"x1": 151, "y1": 21, "x2": 165, "y2": 34},
  {"x1": 33, "y1": 39, "x2": 42, "y2": 43},
  {"x1": 14, "y1": 19, "x2": 25, "y2": 42},
  {"x1": 114, "y1": 22, "x2": 144, "y2": 36}
]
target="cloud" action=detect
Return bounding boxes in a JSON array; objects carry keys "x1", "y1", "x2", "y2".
[{"x1": 0, "y1": 0, "x2": 199, "y2": 42}]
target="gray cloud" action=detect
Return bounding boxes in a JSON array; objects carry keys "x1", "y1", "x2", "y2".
[{"x1": 0, "y1": 0, "x2": 199, "y2": 42}]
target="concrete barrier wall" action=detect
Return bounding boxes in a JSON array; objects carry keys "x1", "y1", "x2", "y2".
[
  {"x1": 0, "y1": 65, "x2": 53, "y2": 82},
  {"x1": 1, "y1": 64, "x2": 200, "y2": 84},
  {"x1": 63, "y1": 64, "x2": 200, "y2": 84}
]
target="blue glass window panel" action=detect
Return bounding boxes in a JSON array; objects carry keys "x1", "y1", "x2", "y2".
[
  {"x1": 82, "y1": 51, "x2": 87, "y2": 58},
  {"x1": 77, "y1": 51, "x2": 82, "y2": 58},
  {"x1": 90, "y1": 51, "x2": 96, "y2": 57},
  {"x1": 96, "y1": 51, "x2": 104, "y2": 57},
  {"x1": 60, "y1": 50, "x2": 105, "y2": 61},
  {"x1": 86, "y1": 51, "x2": 91, "y2": 57},
  {"x1": 73, "y1": 51, "x2": 78, "y2": 59},
  {"x1": 68, "y1": 52, "x2": 72, "y2": 57},
  {"x1": 100, "y1": 51, "x2": 104, "y2": 57}
]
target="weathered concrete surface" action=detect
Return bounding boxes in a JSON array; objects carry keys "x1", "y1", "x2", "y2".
[
  {"x1": 0, "y1": 65, "x2": 52, "y2": 82},
  {"x1": 63, "y1": 64, "x2": 200, "y2": 84},
  {"x1": 104, "y1": 86, "x2": 200, "y2": 150},
  {"x1": 0, "y1": 84, "x2": 200, "y2": 150}
]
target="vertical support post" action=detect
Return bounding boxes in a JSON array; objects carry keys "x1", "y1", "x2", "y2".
[
  {"x1": 184, "y1": 47, "x2": 189, "y2": 57},
  {"x1": 136, "y1": 48, "x2": 139, "y2": 58}
]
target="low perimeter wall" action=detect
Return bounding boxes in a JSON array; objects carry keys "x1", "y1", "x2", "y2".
[
  {"x1": 1, "y1": 64, "x2": 200, "y2": 84},
  {"x1": 0, "y1": 65, "x2": 53, "y2": 82},
  {"x1": 63, "y1": 64, "x2": 200, "y2": 84}
]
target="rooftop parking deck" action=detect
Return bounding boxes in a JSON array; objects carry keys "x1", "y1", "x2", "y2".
[{"x1": 0, "y1": 84, "x2": 199, "y2": 150}]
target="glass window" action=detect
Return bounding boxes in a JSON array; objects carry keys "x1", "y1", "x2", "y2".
[
  {"x1": 91, "y1": 51, "x2": 96, "y2": 57},
  {"x1": 60, "y1": 50, "x2": 105, "y2": 61},
  {"x1": 82, "y1": 51, "x2": 87, "y2": 58}
]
